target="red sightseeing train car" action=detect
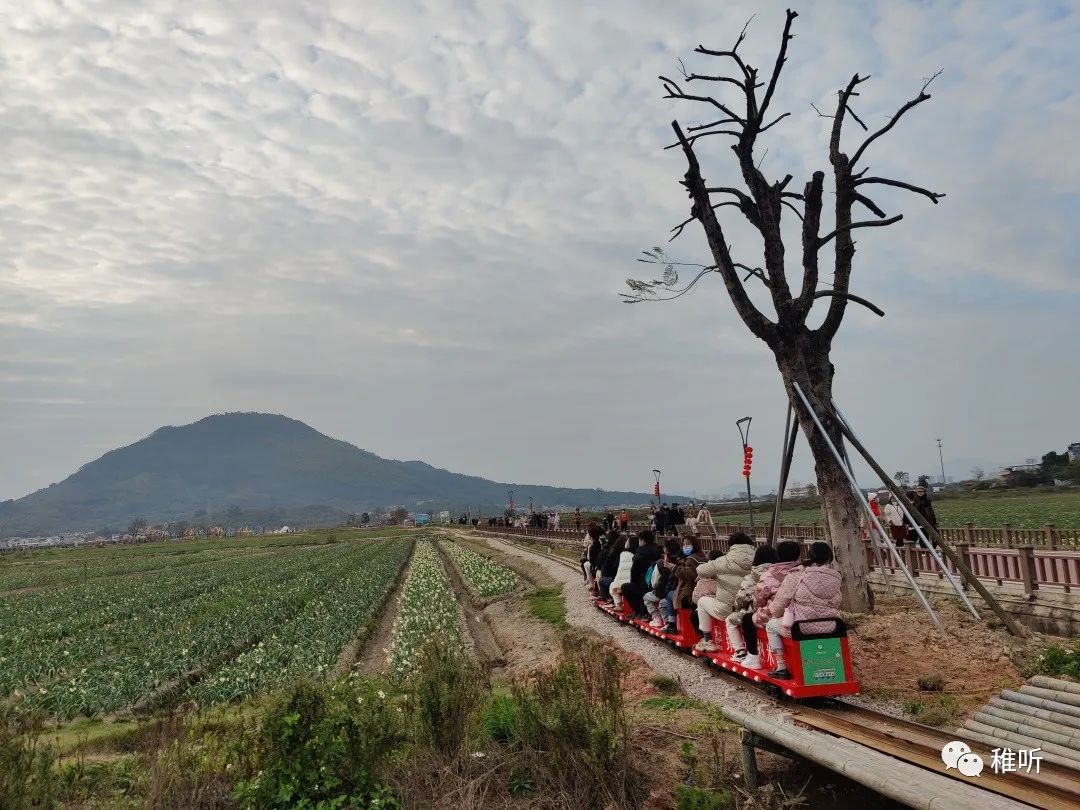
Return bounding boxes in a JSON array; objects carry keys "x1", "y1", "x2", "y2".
[{"x1": 596, "y1": 599, "x2": 859, "y2": 700}]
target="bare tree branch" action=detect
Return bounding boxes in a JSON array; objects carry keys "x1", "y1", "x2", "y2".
[
  {"x1": 853, "y1": 193, "x2": 887, "y2": 218},
  {"x1": 781, "y1": 198, "x2": 804, "y2": 221},
  {"x1": 855, "y1": 176, "x2": 945, "y2": 203},
  {"x1": 756, "y1": 9, "x2": 798, "y2": 126},
  {"x1": 668, "y1": 120, "x2": 775, "y2": 340},
  {"x1": 669, "y1": 201, "x2": 741, "y2": 240},
  {"x1": 687, "y1": 118, "x2": 742, "y2": 132},
  {"x1": 851, "y1": 70, "x2": 941, "y2": 166},
  {"x1": 759, "y1": 112, "x2": 791, "y2": 132},
  {"x1": 819, "y1": 215, "x2": 903, "y2": 246},
  {"x1": 813, "y1": 290, "x2": 885, "y2": 317},
  {"x1": 660, "y1": 76, "x2": 746, "y2": 124},
  {"x1": 735, "y1": 263, "x2": 770, "y2": 287}
]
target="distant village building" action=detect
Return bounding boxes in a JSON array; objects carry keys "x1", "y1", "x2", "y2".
[{"x1": 1069, "y1": 442, "x2": 1080, "y2": 462}]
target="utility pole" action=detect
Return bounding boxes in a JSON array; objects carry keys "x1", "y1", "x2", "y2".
[{"x1": 936, "y1": 438, "x2": 946, "y2": 486}]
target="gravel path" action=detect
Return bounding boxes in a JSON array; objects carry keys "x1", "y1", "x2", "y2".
[{"x1": 479, "y1": 533, "x2": 787, "y2": 721}]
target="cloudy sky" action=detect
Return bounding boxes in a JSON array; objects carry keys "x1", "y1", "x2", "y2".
[{"x1": 2, "y1": 0, "x2": 1078, "y2": 502}]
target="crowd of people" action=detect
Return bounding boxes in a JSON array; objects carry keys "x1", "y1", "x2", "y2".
[
  {"x1": 867, "y1": 483, "x2": 939, "y2": 545},
  {"x1": 580, "y1": 526, "x2": 842, "y2": 680}
]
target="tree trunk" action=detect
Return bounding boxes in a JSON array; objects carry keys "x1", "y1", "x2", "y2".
[{"x1": 775, "y1": 339, "x2": 871, "y2": 613}]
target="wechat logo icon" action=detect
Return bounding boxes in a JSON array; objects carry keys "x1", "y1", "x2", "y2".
[{"x1": 941, "y1": 741, "x2": 983, "y2": 777}]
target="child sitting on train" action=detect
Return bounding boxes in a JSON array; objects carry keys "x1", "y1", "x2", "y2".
[
  {"x1": 740, "y1": 540, "x2": 802, "y2": 669},
  {"x1": 693, "y1": 533, "x2": 755, "y2": 653},
  {"x1": 724, "y1": 544, "x2": 777, "y2": 664},
  {"x1": 765, "y1": 541, "x2": 842, "y2": 679}
]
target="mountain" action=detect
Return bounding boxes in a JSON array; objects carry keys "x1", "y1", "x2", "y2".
[{"x1": 0, "y1": 413, "x2": 663, "y2": 536}]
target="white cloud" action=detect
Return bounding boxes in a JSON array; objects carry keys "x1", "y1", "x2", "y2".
[{"x1": 0, "y1": 1, "x2": 1078, "y2": 502}]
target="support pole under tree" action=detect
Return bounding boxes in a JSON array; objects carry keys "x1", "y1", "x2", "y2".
[
  {"x1": 832, "y1": 405, "x2": 1025, "y2": 637},
  {"x1": 792, "y1": 383, "x2": 941, "y2": 628},
  {"x1": 737, "y1": 417, "x2": 754, "y2": 535},
  {"x1": 769, "y1": 405, "x2": 799, "y2": 546}
]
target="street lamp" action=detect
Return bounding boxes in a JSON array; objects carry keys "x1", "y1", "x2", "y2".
[
  {"x1": 736, "y1": 417, "x2": 755, "y2": 533},
  {"x1": 936, "y1": 438, "x2": 946, "y2": 486},
  {"x1": 507, "y1": 489, "x2": 514, "y2": 514},
  {"x1": 652, "y1": 469, "x2": 661, "y2": 508}
]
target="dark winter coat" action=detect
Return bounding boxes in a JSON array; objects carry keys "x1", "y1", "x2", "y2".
[{"x1": 629, "y1": 543, "x2": 662, "y2": 588}]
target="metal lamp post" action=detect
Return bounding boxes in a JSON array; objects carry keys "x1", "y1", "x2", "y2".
[
  {"x1": 936, "y1": 438, "x2": 946, "y2": 486},
  {"x1": 736, "y1": 417, "x2": 755, "y2": 533},
  {"x1": 652, "y1": 469, "x2": 661, "y2": 508}
]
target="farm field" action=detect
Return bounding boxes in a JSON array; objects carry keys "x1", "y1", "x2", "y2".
[
  {"x1": 441, "y1": 539, "x2": 520, "y2": 597},
  {"x1": 387, "y1": 539, "x2": 461, "y2": 680},
  {"x1": 1, "y1": 529, "x2": 413, "y2": 718}
]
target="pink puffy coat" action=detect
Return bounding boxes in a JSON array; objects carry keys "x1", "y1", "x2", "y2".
[
  {"x1": 750, "y1": 560, "x2": 801, "y2": 627},
  {"x1": 769, "y1": 565, "x2": 842, "y2": 633}
]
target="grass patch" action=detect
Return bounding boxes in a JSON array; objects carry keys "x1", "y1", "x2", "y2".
[
  {"x1": 46, "y1": 717, "x2": 142, "y2": 754},
  {"x1": 528, "y1": 585, "x2": 567, "y2": 629},
  {"x1": 641, "y1": 696, "x2": 704, "y2": 712},
  {"x1": 903, "y1": 694, "x2": 962, "y2": 727},
  {"x1": 650, "y1": 674, "x2": 682, "y2": 695},
  {"x1": 1034, "y1": 644, "x2": 1080, "y2": 680}
]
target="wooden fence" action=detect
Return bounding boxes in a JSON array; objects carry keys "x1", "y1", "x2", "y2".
[
  {"x1": 472, "y1": 524, "x2": 1080, "y2": 596},
  {"x1": 563, "y1": 520, "x2": 1080, "y2": 549}
]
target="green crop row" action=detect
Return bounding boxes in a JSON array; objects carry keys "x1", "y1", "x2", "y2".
[
  {"x1": 190, "y1": 538, "x2": 412, "y2": 703},
  {"x1": 441, "y1": 540, "x2": 518, "y2": 597},
  {"x1": 387, "y1": 539, "x2": 461, "y2": 681}
]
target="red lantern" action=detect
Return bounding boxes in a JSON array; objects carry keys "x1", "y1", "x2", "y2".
[{"x1": 653, "y1": 482, "x2": 660, "y2": 497}]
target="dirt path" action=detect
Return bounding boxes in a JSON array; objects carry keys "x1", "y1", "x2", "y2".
[
  {"x1": 434, "y1": 539, "x2": 504, "y2": 670},
  {"x1": 353, "y1": 549, "x2": 416, "y2": 677},
  {"x1": 332, "y1": 546, "x2": 414, "y2": 678}
]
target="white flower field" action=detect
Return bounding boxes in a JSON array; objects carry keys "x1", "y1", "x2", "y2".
[
  {"x1": 387, "y1": 538, "x2": 461, "y2": 680},
  {"x1": 441, "y1": 540, "x2": 519, "y2": 597}
]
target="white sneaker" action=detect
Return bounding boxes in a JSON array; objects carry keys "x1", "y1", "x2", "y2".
[
  {"x1": 695, "y1": 639, "x2": 717, "y2": 653},
  {"x1": 733, "y1": 649, "x2": 747, "y2": 660},
  {"x1": 649, "y1": 618, "x2": 664, "y2": 629},
  {"x1": 742, "y1": 653, "x2": 761, "y2": 669}
]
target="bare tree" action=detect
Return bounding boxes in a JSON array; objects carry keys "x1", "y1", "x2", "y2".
[
  {"x1": 971, "y1": 466, "x2": 985, "y2": 482},
  {"x1": 626, "y1": 10, "x2": 943, "y2": 611}
]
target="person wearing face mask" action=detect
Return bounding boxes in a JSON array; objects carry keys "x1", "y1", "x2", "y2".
[{"x1": 663, "y1": 537, "x2": 708, "y2": 634}]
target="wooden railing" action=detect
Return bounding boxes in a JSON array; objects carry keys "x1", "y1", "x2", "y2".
[
  {"x1": 561, "y1": 519, "x2": 1079, "y2": 549},
  {"x1": 472, "y1": 524, "x2": 1080, "y2": 595}
]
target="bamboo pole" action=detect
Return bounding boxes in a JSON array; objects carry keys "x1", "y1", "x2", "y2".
[
  {"x1": 768, "y1": 404, "x2": 799, "y2": 547},
  {"x1": 999, "y1": 690, "x2": 1080, "y2": 721},
  {"x1": 825, "y1": 403, "x2": 1026, "y2": 637}
]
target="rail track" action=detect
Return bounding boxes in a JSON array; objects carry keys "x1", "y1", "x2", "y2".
[{"x1": 465, "y1": 528, "x2": 1080, "y2": 809}]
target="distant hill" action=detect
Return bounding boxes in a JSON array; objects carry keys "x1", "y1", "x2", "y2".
[{"x1": 0, "y1": 413, "x2": 663, "y2": 536}]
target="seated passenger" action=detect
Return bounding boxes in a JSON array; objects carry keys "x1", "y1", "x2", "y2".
[
  {"x1": 765, "y1": 541, "x2": 842, "y2": 679},
  {"x1": 741, "y1": 540, "x2": 802, "y2": 670},
  {"x1": 596, "y1": 531, "x2": 624, "y2": 602},
  {"x1": 610, "y1": 535, "x2": 639, "y2": 610},
  {"x1": 643, "y1": 538, "x2": 682, "y2": 628},
  {"x1": 663, "y1": 539, "x2": 709, "y2": 634},
  {"x1": 619, "y1": 531, "x2": 662, "y2": 619},
  {"x1": 581, "y1": 524, "x2": 603, "y2": 587},
  {"x1": 694, "y1": 533, "x2": 755, "y2": 652},
  {"x1": 725, "y1": 544, "x2": 778, "y2": 662}
]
